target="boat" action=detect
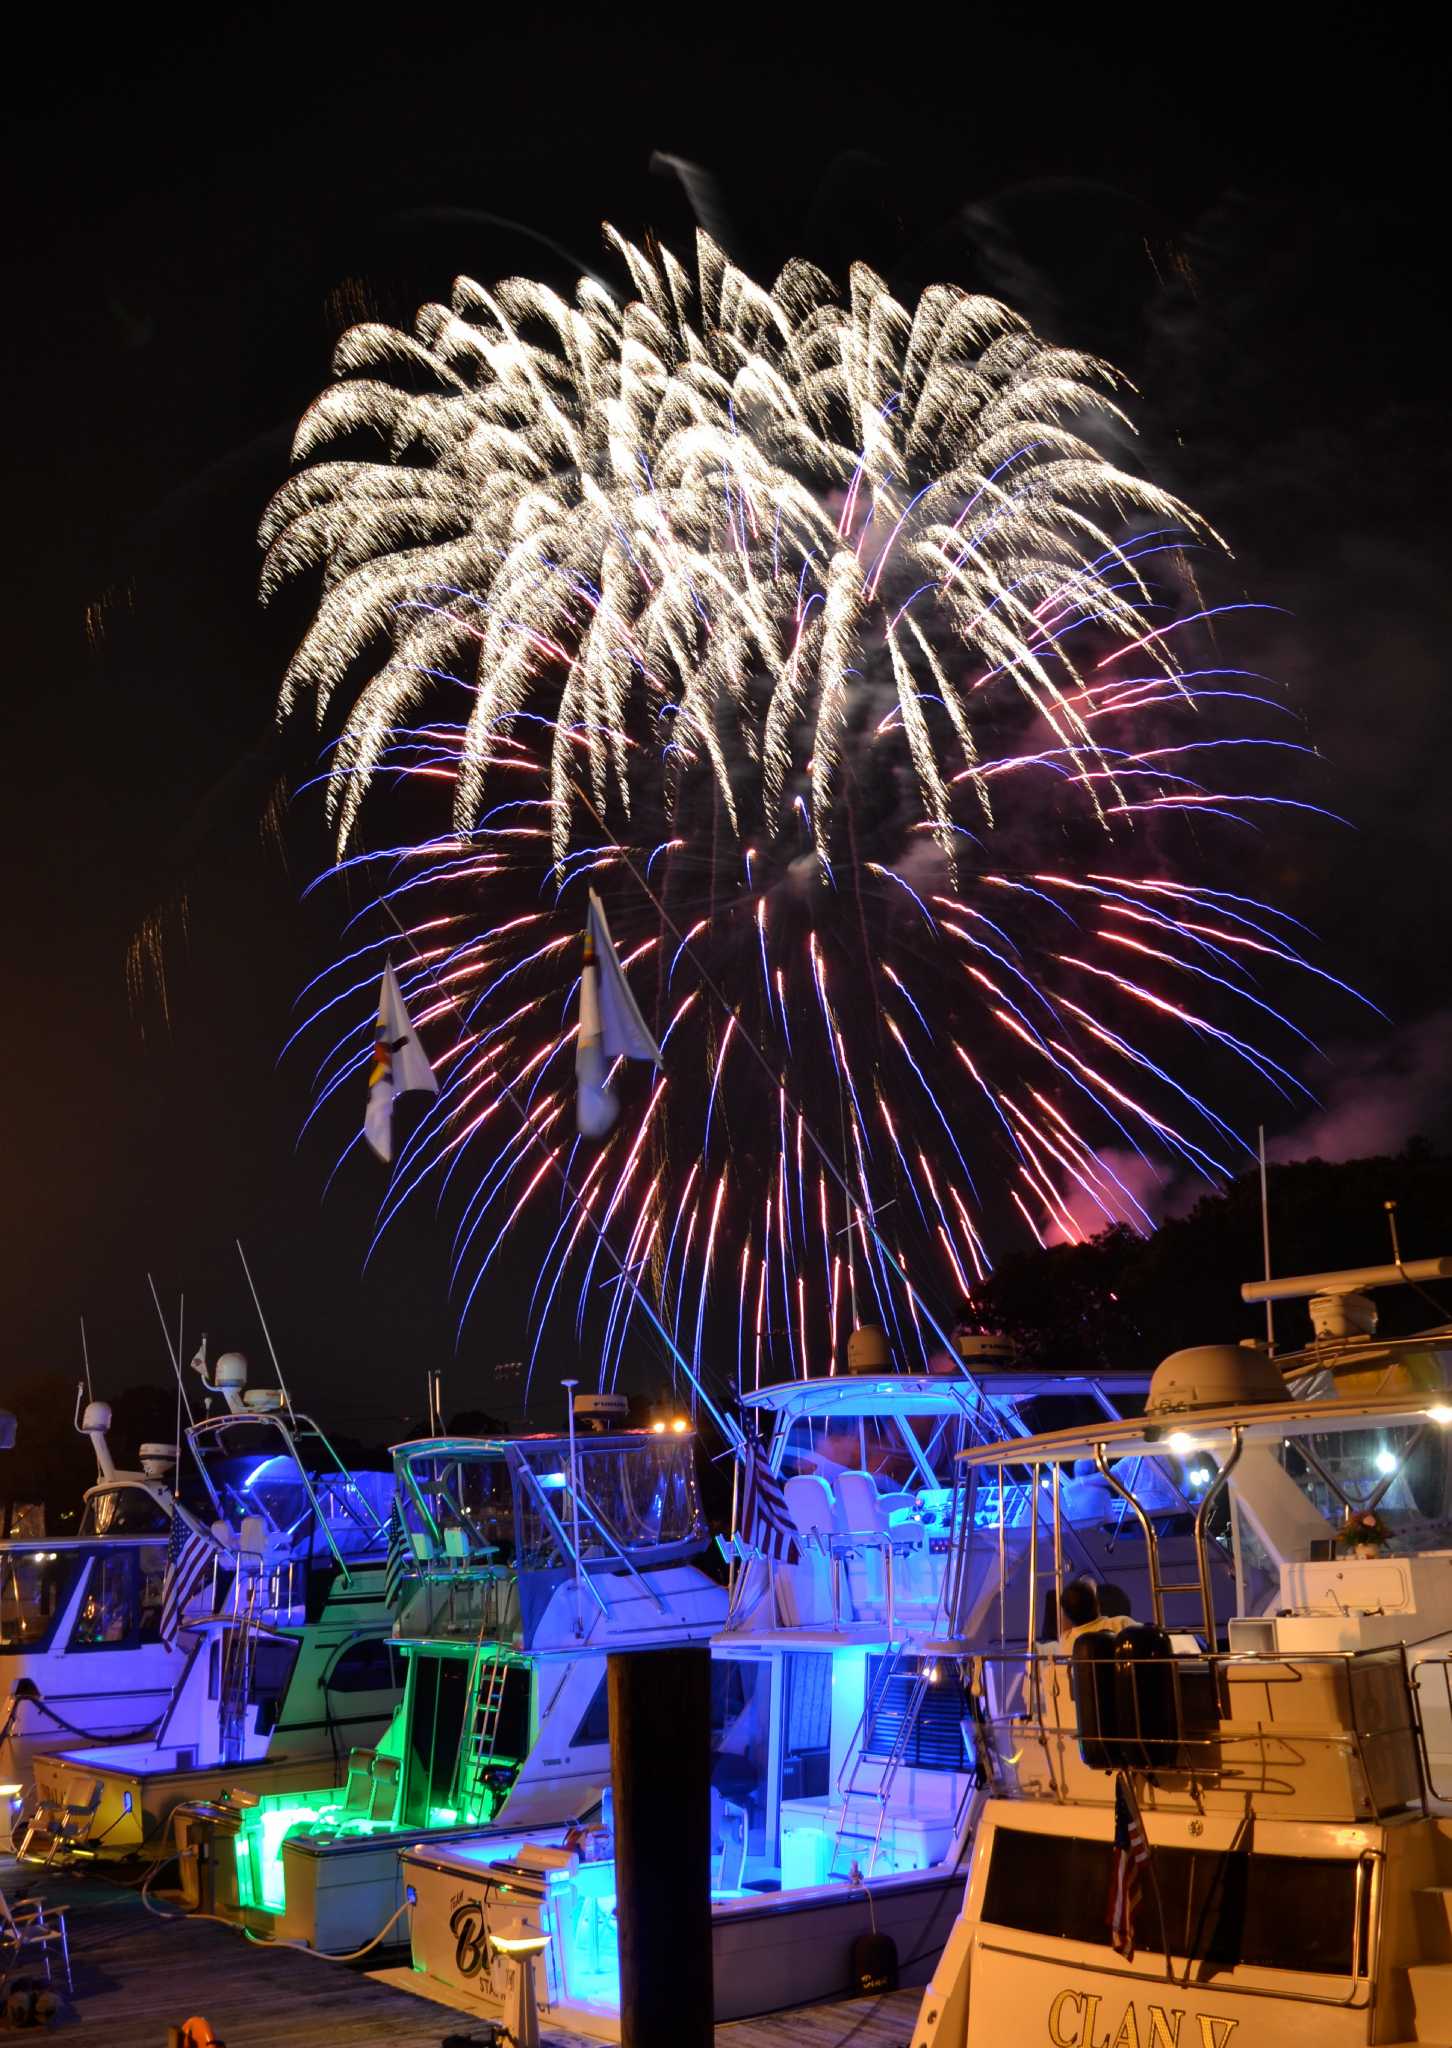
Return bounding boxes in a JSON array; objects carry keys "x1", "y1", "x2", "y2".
[
  {"x1": 152, "y1": 1395, "x2": 728, "y2": 1946},
  {"x1": 22, "y1": 1348, "x2": 400, "y2": 1862},
  {"x1": 400, "y1": 1331, "x2": 1193, "y2": 2034},
  {"x1": 2, "y1": 1390, "x2": 194, "y2": 1794},
  {"x1": 909, "y1": 1253, "x2": 1452, "y2": 2048}
]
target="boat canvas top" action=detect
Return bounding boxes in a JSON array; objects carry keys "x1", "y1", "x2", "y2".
[
  {"x1": 956, "y1": 1382, "x2": 1452, "y2": 1467},
  {"x1": 743, "y1": 1370, "x2": 1152, "y2": 1423}
]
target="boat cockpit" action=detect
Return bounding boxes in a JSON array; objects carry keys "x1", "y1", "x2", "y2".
[{"x1": 391, "y1": 1429, "x2": 711, "y2": 1649}]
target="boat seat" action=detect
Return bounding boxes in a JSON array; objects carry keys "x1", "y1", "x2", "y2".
[
  {"x1": 340, "y1": 1750, "x2": 375, "y2": 1813},
  {"x1": 783, "y1": 1476, "x2": 847, "y2": 1624},
  {"x1": 832, "y1": 1473, "x2": 889, "y2": 1617},
  {"x1": 784, "y1": 1476, "x2": 838, "y2": 1550},
  {"x1": 833, "y1": 1471, "x2": 889, "y2": 1540},
  {"x1": 367, "y1": 1753, "x2": 400, "y2": 1822},
  {"x1": 834, "y1": 1473, "x2": 939, "y2": 1619}
]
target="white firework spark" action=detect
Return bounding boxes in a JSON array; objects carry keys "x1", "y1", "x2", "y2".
[{"x1": 261, "y1": 228, "x2": 1204, "y2": 865}]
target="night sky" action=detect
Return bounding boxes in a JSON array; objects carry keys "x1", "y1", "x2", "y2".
[{"x1": 7, "y1": 12, "x2": 1449, "y2": 1445}]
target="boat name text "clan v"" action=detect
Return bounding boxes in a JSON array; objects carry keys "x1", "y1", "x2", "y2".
[{"x1": 1047, "y1": 1989, "x2": 1239, "y2": 2048}]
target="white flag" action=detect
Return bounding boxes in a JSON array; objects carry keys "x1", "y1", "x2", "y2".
[
  {"x1": 365, "y1": 962, "x2": 438, "y2": 1163},
  {"x1": 575, "y1": 891, "x2": 662, "y2": 1138}
]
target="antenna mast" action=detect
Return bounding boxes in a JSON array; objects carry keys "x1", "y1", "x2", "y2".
[
  {"x1": 1258, "y1": 1125, "x2": 1275, "y2": 1353},
  {"x1": 79, "y1": 1317, "x2": 94, "y2": 1406},
  {"x1": 236, "y1": 1240, "x2": 294, "y2": 1415}
]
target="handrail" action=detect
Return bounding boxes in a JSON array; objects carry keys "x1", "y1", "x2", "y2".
[
  {"x1": 567, "y1": 1486, "x2": 668, "y2": 1613},
  {"x1": 1093, "y1": 1442, "x2": 1164, "y2": 1629},
  {"x1": 1192, "y1": 1425, "x2": 1243, "y2": 1641},
  {"x1": 513, "y1": 1467, "x2": 609, "y2": 1620}
]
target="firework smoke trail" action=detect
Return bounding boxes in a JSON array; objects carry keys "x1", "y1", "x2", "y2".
[{"x1": 264, "y1": 228, "x2": 1356, "y2": 1395}]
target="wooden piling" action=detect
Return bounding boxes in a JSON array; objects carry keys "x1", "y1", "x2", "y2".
[{"x1": 608, "y1": 1644, "x2": 714, "y2": 2045}]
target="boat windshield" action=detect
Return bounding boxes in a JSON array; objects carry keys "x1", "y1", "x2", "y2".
[
  {"x1": 517, "y1": 1438, "x2": 707, "y2": 1556},
  {"x1": 776, "y1": 1408, "x2": 969, "y2": 1491},
  {"x1": 397, "y1": 1437, "x2": 708, "y2": 1570},
  {"x1": 1285, "y1": 1418, "x2": 1452, "y2": 1533},
  {"x1": 190, "y1": 1417, "x2": 388, "y2": 1556},
  {"x1": 80, "y1": 1486, "x2": 171, "y2": 1537},
  {"x1": 0, "y1": 1549, "x2": 82, "y2": 1652}
]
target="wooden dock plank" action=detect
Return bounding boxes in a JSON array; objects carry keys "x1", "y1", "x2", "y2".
[
  {"x1": 6, "y1": 1862, "x2": 922, "y2": 2047},
  {"x1": 716, "y1": 1988, "x2": 920, "y2": 2045}
]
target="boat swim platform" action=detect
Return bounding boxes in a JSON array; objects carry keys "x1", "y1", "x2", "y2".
[{"x1": 3, "y1": 1858, "x2": 920, "y2": 2046}]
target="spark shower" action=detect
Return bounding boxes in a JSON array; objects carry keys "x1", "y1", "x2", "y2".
[{"x1": 265, "y1": 227, "x2": 1352, "y2": 1400}]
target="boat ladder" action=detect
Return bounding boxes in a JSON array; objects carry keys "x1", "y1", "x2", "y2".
[
  {"x1": 217, "y1": 1585, "x2": 260, "y2": 1766},
  {"x1": 452, "y1": 1647, "x2": 513, "y2": 1811},
  {"x1": 828, "y1": 1651, "x2": 930, "y2": 1882}
]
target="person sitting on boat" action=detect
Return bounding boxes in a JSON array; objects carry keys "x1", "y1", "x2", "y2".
[
  {"x1": 1098, "y1": 1582, "x2": 1134, "y2": 1624},
  {"x1": 1057, "y1": 1577, "x2": 1134, "y2": 1651}
]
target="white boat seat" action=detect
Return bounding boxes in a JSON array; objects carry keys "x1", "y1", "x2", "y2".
[
  {"x1": 782, "y1": 1475, "x2": 847, "y2": 1624},
  {"x1": 784, "y1": 1476, "x2": 838, "y2": 1550},
  {"x1": 833, "y1": 1471, "x2": 889, "y2": 1541}
]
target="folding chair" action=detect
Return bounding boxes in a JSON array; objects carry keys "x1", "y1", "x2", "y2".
[
  {"x1": 0, "y1": 1888, "x2": 72, "y2": 1994},
  {"x1": 14, "y1": 1778, "x2": 103, "y2": 1866}
]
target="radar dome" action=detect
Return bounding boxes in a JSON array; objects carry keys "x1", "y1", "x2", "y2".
[
  {"x1": 846, "y1": 1324, "x2": 892, "y2": 1375},
  {"x1": 1146, "y1": 1343, "x2": 1286, "y2": 1417},
  {"x1": 214, "y1": 1353, "x2": 249, "y2": 1390}
]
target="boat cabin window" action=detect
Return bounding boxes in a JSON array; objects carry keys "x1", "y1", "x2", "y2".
[
  {"x1": 70, "y1": 1545, "x2": 168, "y2": 1649},
  {"x1": 80, "y1": 1487, "x2": 170, "y2": 1537},
  {"x1": 326, "y1": 1637, "x2": 401, "y2": 1694},
  {"x1": 982, "y1": 1827, "x2": 1364, "y2": 1976},
  {"x1": 565, "y1": 1659, "x2": 774, "y2": 1818},
  {"x1": 782, "y1": 1651, "x2": 832, "y2": 1802},
  {"x1": 0, "y1": 1550, "x2": 82, "y2": 1652}
]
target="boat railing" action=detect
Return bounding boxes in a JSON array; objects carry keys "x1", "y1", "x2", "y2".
[
  {"x1": 958, "y1": 1640, "x2": 1426, "y2": 1822},
  {"x1": 393, "y1": 1563, "x2": 519, "y2": 1645},
  {"x1": 1406, "y1": 1650, "x2": 1452, "y2": 1801}
]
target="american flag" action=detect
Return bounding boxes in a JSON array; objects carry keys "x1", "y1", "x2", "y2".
[
  {"x1": 740, "y1": 1438, "x2": 798, "y2": 1563},
  {"x1": 159, "y1": 1512, "x2": 218, "y2": 1642},
  {"x1": 1107, "y1": 1771, "x2": 1152, "y2": 1960},
  {"x1": 384, "y1": 1500, "x2": 414, "y2": 1610}
]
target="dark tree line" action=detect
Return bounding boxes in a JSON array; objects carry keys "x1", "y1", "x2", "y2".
[{"x1": 966, "y1": 1144, "x2": 1452, "y2": 1370}]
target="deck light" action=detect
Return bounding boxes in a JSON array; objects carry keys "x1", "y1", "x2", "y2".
[
  {"x1": 1188, "y1": 1466, "x2": 1212, "y2": 1488},
  {"x1": 651, "y1": 1421, "x2": 667, "y2": 1435},
  {"x1": 1429, "y1": 1406, "x2": 1452, "y2": 1426},
  {"x1": 1166, "y1": 1431, "x2": 1196, "y2": 1456},
  {"x1": 1374, "y1": 1447, "x2": 1398, "y2": 1475}
]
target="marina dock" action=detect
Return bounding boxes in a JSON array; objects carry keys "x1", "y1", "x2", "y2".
[{"x1": 7, "y1": 1860, "x2": 920, "y2": 2046}]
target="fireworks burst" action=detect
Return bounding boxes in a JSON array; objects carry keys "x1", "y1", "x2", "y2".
[{"x1": 265, "y1": 228, "x2": 1351, "y2": 1394}]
